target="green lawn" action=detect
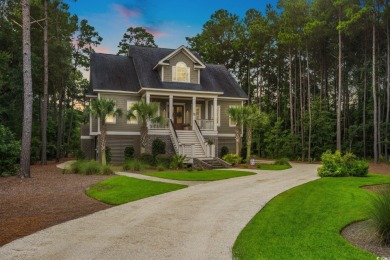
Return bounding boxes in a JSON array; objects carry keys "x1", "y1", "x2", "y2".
[
  {"x1": 233, "y1": 174, "x2": 390, "y2": 259},
  {"x1": 148, "y1": 170, "x2": 255, "y2": 181},
  {"x1": 86, "y1": 176, "x2": 187, "y2": 205},
  {"x1": 257, "y1": 164, "x2": 291, "y2": 170}
]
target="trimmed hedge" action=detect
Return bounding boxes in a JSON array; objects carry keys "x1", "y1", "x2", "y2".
[{"x1": 317, "y1": 150, "x2": 368, "y2": 177}]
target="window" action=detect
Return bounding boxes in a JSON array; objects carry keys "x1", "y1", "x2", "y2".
[
  {"x1": 105, "y1": 114, "x2": 116, "y2": 124},
  {"x1": 127, "y1": 101, "x2": 137, "y2": 124},
  {"x1": 210, "y1": 105, "x2": 221, "y2": 127},
  {"x1": 229, "y1": 105, "x2": 237, "y2": 127},
  {"x1": 173, "y1": 62, "x2": 190, "y2": 82},
  {"x1": 196, "y1": 104, "x2": 201, "y2": 120}
]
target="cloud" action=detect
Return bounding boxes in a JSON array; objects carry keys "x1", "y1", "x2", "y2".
[
  {"x1": 93, "y1": 45, "x2": 113, "y2": 54},
  {"x1": 143, "y1": 26, "x2": 170, "y2": 38},
  {"x1": 113, "y1": 4, "x2": 141, "y2": 18}
]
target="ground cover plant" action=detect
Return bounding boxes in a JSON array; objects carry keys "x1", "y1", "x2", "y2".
[
  {"x1": 318, "y1": 150, "x2": 369, "y2": 177},
  {"x1": 86, "y1": 176, "x2": 186, "y2": 205},
  {"x1": 148, "y1": 169, "x2": 255, "y2": 181},
  {"x1": 233, "y1": 174, "x2": 390, "y2": 259},
  {"x1": 368, "y1": 185, "x2": 390, "y2": 245},
  {"x1": 63, "y1": 160, "x2": 113, "y2": 175},
  {"x1": 122, "y1": 159, "x2": 149, "y2": 172},
  {"x1": 222, "y1": 154, "x2": 242, "y2": 166}
]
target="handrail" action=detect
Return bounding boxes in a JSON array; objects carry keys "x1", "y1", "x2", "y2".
[
  {"x1": 194, "y1": 120, "x2": 207, "y2": 155},
  {"x1": 169, "y1": 119, "x2": 179, "y2": 154},
  {"x1": 195, "y1": 119, "x2": 214, "y2": 130}
]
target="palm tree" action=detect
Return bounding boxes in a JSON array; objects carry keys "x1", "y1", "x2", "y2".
[
  {"x1": 88, "y1": 98, "x2": 122, "y2": 165},
  {"x1": 228, "y1": 106, "x2": 245, "y2": 156},
  {"x1": 127, "y1": 101, "x2": 162, "y2": 154}
]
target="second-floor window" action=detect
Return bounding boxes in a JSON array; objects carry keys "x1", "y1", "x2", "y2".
[{"x1": 173, "y1": 62, "x2": 190, "y2": 82}]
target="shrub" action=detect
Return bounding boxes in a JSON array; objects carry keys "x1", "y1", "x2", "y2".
[
  {"x1": 222, "y1": 154, "x2": 242, "y2": 166},
  {"x1": 102, "y1": 165, "x2": 114, "y2": 175},
  {"x1": 156, "y1": 163, "x2": 166, "y2": 171},
  {"x1": 170, "y1": 155, "x2": 186, "y2": 169},
  {"x1": 274, "y1": 158, "x2": 291, "y2": 166},
  {"x1": 123, "y1": 160, "x2": 149, "y2": 172},
  {"x1": 220, "y1": 146, "x2": 229, "y2": 158},
  {"x1": 105, "y1": 146, "x2": 112, "y2": 164},
  {"x1": 368, "y1": 186, "x2": 390, "y2": 245},
  {"x1": 140, "y1": 153, "x2": 154, "y2": 165},
  {"x1": 317, "y1": 150, "x2": 368, "y2": 177},
  {"x1": 156, "y1": 154, "x2": 173, "y2": 168},
  {"x1": 85, "y1": 161, "x2": 102, "y2": 175},
  {"x1": 64, "y1": 160, "x2": 113, "y2": 175},
  {"x1": 124, "y1": 146, "x2": 135, "y2": 160},
  {"x1": 0, "y1": 124, "x2": 20, "y2": 176},
  {"x1": 152, "y1": 138, "x2": 166, "y2": 158}
]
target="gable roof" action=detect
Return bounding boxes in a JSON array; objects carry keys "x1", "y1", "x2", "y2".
[
  {"x1": 90, "y1": 46, "x2": 247, "y2": 99},
  {"x1": 153, "y1": 45, "x2": 206, "y2": 70}
]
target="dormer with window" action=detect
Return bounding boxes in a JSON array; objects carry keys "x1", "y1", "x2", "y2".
[{"x1": 153, "y1": 45, "x2": 206, "y2": 84}]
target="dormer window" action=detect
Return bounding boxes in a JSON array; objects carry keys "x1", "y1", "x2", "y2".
[{"x1": 173, "y1": 62, "x2": 190, "y2": 82}]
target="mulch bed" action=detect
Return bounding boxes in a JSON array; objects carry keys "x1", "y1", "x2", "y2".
[
  {"x1": 0, "y1": 160, "x2": 112, "y2": 246},
  {"x1": 369, "y1": 163, "x2": 390, "y2": 176}
]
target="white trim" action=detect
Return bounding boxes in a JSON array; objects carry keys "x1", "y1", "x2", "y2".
[
  {"x1": 153, "y1": 45, "x2": 206, "y2": 69},
  {"x1": 90, "y1": 132, "x2": 99, "y2": 136},
  {"x1": 172, "y1": 62, "x2": 190, "y2": 83},
  {"x1": 149, "y1": 129, "x2": 170, "y2": 135},
  {"x1": 218, "y1": 96, "x2": 248, "y2": 100},
  {"x1": 217, "y1": 134, "x2": 238, "y2": 137},
  {"x1": 205, "y1": 100, "x2": 208, "y2": 120},
  {"x1": 107, "y1": 131, "x2": 141, "y2": 136},
  {"x1": 127, "y1": 100, "x2": 138, "y2": 125},
  {"x1": 210, "y1": 104, "x2": 221, "y2": 127},
  {"x1": 161, "y1": 66, "x2": 165, "y2": 81},
  {"x1": 81, "y1": 136, "x2": 94, "y2": 140},
  {"x1": 94, "y1": 89, "x2": 139, "y2": 95},
  {"x1": 201, "y1": 130, "x2": 218, "y2": 136},
  {"x1": 140, "y1": 88, "x2": 223, "y2": 96}
]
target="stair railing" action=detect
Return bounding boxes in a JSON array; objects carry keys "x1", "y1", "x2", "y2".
[
  {"x1": 194, "y1": 120, "x2": 208, "y2": 156},
  {"x1": 169, "y1": 119, "x2": 180, "y2": 154}
]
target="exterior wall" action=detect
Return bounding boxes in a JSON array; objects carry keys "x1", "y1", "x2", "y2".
[
  {"x1": 91, "y1": 116, "x2": 98, "y2": 132},
  {"x1": 145, "y1": 135, "x2": 175, "y2": 155},
  {"x1": 99, "y1": 93, "x2": 141, "y2": 132},
  {"x1": 217, "y1": 100, "x2": 242, "y2": 134},
  {"x1": 163, "y1": 51, "x2": 199, "y2": 84},
  {"x1": 218, "y1": 136, "x2": 238, "y2": 157},
  {"x1": 105, "y1": 135, "x2": 141, "y2": 163},
  {"x1": 81, "y1": 138, "x2": 96, "y2": 160}
]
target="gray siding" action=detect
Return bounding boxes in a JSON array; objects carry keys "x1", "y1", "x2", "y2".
[
  {"x1": 163, "y1": 51, "x2": 199, "y2": 84},
  {"x1": 218, "y1": 137, "x2": 237, "y2": 157},
  {"x1": 106, "y1": 135, "x2": 141, "y2": 163},
  {"x1": 218, "y1": 100, "x2": 242, "y2": 134}
]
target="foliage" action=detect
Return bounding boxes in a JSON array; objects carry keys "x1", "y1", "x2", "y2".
[
  {"x1": 274, "y1": 158, "x2": 291, "y2": 166},
  {"x1": 156, "y1": 163, "x2": 166, "y2": 171},
  {"x1": 86, "y1": 176, "x2": 186, "y2": 205},
  {"x1": 124, "y1": 146, "x2": 135, "y2": 160},
  {"x1": 105, "y1": 146, "x2": 112, "y2": 164},
  {"x1": 152, "y1": 138, "x2": 166, "y2": 158},
  {"x1": 233, "y1": 174, "x2": 390, "y2": 259},
  {"x1": 117, "y1": 27, "x2": 158, "y2": 55},
  {"x1": 170, "y1": 155, "x2": 186, "y2": 169},
  {"x1": 75, "y1": 150, "x2": 86, "y2": 160},
  {"x1": 368, "y1": 186, "x2": 390, "y2": 245},
  {"x1": 64, "y1": 160, "x2": 113, "y2": 175},
  {"x1": 222, "y1": 153, "x2": 242, "y2": 166},
  {"x1": 123, "y1": 159, "x2": 149, "y2": 172},
  {"x1": 0, "y1": 124, "x2": 20, "y2": 176},
  {"x1": 155, "y1": 154, "x2": 173, "y2": 168},
  {"x1": 139, "y1": 153, "x2": 154, "y2": 166},
  {"x1": 148, "y1": 170, "x2": 255, "y2": 181},
  {"x1": 317, "y1": 151, "x2": 368, "y2": 177},
  {"x1": 220, "y1": 146, "x2": 229, "y2": 158}
]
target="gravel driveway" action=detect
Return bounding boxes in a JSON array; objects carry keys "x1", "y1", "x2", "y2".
[{"x1": 0, "y1": 163, "x2": 319, "y2": 259}]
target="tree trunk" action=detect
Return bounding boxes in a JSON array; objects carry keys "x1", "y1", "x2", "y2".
[
  {"x1": 66, "y1": 97, "x2": 75, "y2": 155},
  {"x1": 363, "y1": 36, "x2": 367, "y2": 158},
  {"x1": 100, "y1": 122, "x2": 107, "y2": 165},
  {"x1": 246, "y1": 125, "x2": 252, "y2": 161},
  {"x1": 19, "y1": 0, "x2": 33, "y2": 178},
  {"x1": 56, "y1": 83, "x2": 65, "y2": 162},
  {"x1": 235, "y1": 125, "x2": 241, "y2": 156},
  {"x1": 140, "y1": 124, "x2": 148, "y2": 154},
  {"x1": 373, "y1": 8, "x2": 378, "y2": 163},
  {"x1": 299, "y1": 51, "x2": 304, "y2": 161},
  {"x1": 289, "y1": 47, "x2": 294, "y2": 134},
  {"x1": 337, "y1": 12, "x2": 342, "y2": 151},
  {"x1": 386, "y1": 17, "x2": 389, "y2": 161},
  {"x1": 41, "y1": 0, "x2": 48, "y2": 165},
  {"x1": 307, "y1": 45, "x2": 312, "y2": 162}
]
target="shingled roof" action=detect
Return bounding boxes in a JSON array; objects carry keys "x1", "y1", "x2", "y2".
[{"x1": 90, "y1": 45, "x2": 247, "y2": 99}]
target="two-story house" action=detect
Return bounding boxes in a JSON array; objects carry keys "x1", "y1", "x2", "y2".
[{"x1": 81, "y1": 45, "x2": 247, "y2": 167}]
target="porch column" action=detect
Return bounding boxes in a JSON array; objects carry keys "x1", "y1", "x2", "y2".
[
  {"x1": 192, "y1": 96, "x2": 196, "y2": 130},
  {"x1": 169, "y1": 95, "x2": 173, "y2": 121},
  {"x1": 213, "y1": 97, "x2": 217, "y2": 131},
  {"x1": 205, "y1": 100, "x2": 208, "y2": 120},
  {"x1": 146, "y1": 93, "x2": 150, "y2": 128}
]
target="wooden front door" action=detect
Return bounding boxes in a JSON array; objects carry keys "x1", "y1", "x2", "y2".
[{"x1": 173, "y1": 105, "x2": 184, "y2": 130}]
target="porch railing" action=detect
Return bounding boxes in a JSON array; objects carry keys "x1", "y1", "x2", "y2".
[
  {"x1": 195, "y1": 119, "x2": 214, "y2": 130},
  {"x1": 150, "y1": 118, "x2": 169, "y2": 129},
  {"x1": 169, "y1": 119, "x2": 179, "y2": 154}
]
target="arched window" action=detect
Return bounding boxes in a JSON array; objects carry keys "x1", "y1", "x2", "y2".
[{"x1": 173, "y1": 62, "x2": 190, "y2": 82}]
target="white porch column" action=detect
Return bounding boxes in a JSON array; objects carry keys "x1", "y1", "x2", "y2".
[
  {"x1": 192, "y1": 96, "x2": 196, "y2": 130},
  {"x1": 213, "y1": 97, "x2": 217, "y2": 131},
  {"x1": 169, "y1": 95, "x2": 173, "y2": 121},
  {"x1": 146, "y1": 93, "x2": 151, "y2": 128},
  {"x1": 205, "y1": 100, "x2": 209, "y2": 120}
]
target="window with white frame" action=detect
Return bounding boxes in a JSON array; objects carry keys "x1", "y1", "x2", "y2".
[
  {"x1": 229, "y1": 105, "x2": 237, "y2": 127},
  {"x1": 105, "y1": 106, "x2": 116, "y2": 124},
  {"x1": 172, "y1": 62, "x2": 190, "y2": 82},
  {"x1": 127, "y1": 101, "x2": 137, "y2": 124},
  {"x1": 210, "y1": 105, "x2": 221, "y2": 127}
]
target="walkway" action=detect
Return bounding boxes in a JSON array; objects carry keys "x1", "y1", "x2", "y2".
[{"x1": 0, "y1": 163, "x2": 319, "y2": 259}]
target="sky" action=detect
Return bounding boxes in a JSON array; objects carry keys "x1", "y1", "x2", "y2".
[{"x1": 68, "y1": 0, "x2": 278, "y2": 55}]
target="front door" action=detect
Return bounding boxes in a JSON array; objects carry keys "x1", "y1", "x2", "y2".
[{"x1": 173, "y1": 105, "x2": 184, "y2": 130}]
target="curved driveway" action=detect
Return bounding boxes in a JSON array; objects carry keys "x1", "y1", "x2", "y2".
[{"x1": 0, "y1": 163, "x2": 319, "y2": 259}]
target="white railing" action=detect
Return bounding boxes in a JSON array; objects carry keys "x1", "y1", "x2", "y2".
[
  {"x1": 168, "y1": 119, "x2": 179, "y2": 154},
  {"x1": 150, "y1": 118, "x2": 169, "y2": 129},
  {"x1": 196, "y1": 119, "x2": 214, "y2": 130},
  {"x1": 178, "y1": 143, "x2": 194, "y2": 158},
  {"x1": 194, "y1": 120, "x2": 208, "y2": 156}
]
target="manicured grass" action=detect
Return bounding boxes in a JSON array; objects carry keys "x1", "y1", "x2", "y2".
[
  {"x1": 86, "y1": 176, "x2": 187, "y2": 205},
  {"x1": 256, "y1": 164, "x2": 291, "y2": 170},
  {"x1": 233, "y1": 174, "x2": 390, "y2": 259},
  {"x1": 148, "y1": 170, "x2": 255, "y2": 181}
]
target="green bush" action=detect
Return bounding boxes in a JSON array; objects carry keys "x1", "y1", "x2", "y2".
[
  {"x1": 64, "y1": 160, "x2": 113, "y2": 175},
  {"x1": 222, "y1": 154, "x2": 242, "y2": 166},
  {"x1": 123, "y1": 159, "x2": 149, "y2": 171},
  {"x1": 124, "y1": 146, "x2": 135, "y2": 160},
  {"x1": 368, "y1": 186, "x2": 390, "y2": 245},
  {"x1": 220, "y1": 146, "x2": 229, "y2": 158},
  {"x1": 105, "y1": 146, "x2": 112, "y2": 164},
  {"x1": 140, "y1": 153, "x2": 154, "y2": 165},
  {"x1": 170, "y1": 155, "x2": 186, "y2": 169},
  {"x1": 0, "y1": 124, "x2": 20, "y2": 176},
  {"x1": 156, "y1": 163, "x2": 166, "y2": 171},
  {"x1": 152, "y1": 138, "x2": 166, "y2": 158},
  {"x1": 274, "y1": 158, "x2": 291, "y2": 166},
  {"x1": 156, "y1": 154, "x2": 173, "y2": 168},
  {"x1": 317, "y1": 150, "x2": 368, "y2": 177}
]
